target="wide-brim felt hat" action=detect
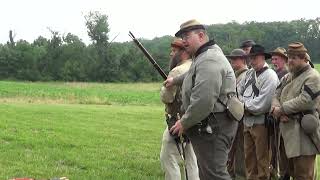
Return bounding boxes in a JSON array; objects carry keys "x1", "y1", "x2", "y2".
[
  {"x1": 247, "y1": 44, "x2": 271, "y2": 59},
  {"x1": 175, "y1": 19, "x2": 206, "y2": 37},
  {"x1": 270, "y1": 47, "x2": 288, "y2": 59},
  {"x1": 226, "y1": 49, "x2": 247, "y2": 59},
  {"x1": 240, "y1": 40, "x2": 256, "y2": 48}
]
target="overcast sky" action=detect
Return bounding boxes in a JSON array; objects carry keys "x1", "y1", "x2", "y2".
[{"x1": 0, "y1": 0, "x2": 319, "y2": 44}]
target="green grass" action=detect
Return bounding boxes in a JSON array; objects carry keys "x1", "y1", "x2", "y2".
[
  {"x1": 0, "y1": 103, "x2": 166, "y2": 179},
  {"x1": 0, "y1": 81, "x2": 162, "y2": 105},
  {"x1": 0, "y1": 81, "x2": 319, "y2": 179},
  {"x1": 0, "y1": 81, "x2": 167, "y2": 179},
  {"x1": 315, "y1": 64, "x2": 320, "y2": 73}
]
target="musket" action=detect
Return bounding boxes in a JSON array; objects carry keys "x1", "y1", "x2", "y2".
[{"x1": 128, "y1": 31, "x2": 167, "y2": 80}]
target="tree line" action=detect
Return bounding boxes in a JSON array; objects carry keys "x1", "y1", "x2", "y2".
[{"x1": 0, "y1": 12, "x2": 319, "y2": 82}]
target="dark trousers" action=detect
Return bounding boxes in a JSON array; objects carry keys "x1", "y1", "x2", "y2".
[
  {"x1": 289, "y1": 155, "x2": 316, "y2": 180},
  {"x1": 186, "y1": 113, "x2": 238, "y2": 180},
  {"x1": 227, "y1": 122, "x2": 246, "y2": 179},
  {"x1": 279, "y1": 136, "x2": 290, "y2": 178}
]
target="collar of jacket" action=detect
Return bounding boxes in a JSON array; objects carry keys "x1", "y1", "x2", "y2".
[
  {"x1": 235, "y1": 67, "x2": 248, "y2": 78},
  {"x1": 194, "y1": 39, "x2": 216, "y2": 58},
  {"x1": 293, "y1": 64, "x2": 311, "y2": 78},
  {"x1": 276, "y1": 67, "x2": 287, "y2": 74},
  {"x1": 255, "y1": 63, "x2": 269, "y2": 77},
  {"x1": 177, "y1": 59, "x2": 192, "y2": 66},
  {"x1": 276, "y1": 68, "x2": 288, "y2": 79}
]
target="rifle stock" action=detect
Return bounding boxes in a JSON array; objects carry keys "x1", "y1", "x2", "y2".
[{"x1": 128, "y1": 31, "x2": 167, "y2": 80}]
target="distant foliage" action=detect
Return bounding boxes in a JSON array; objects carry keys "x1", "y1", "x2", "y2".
[
  {"x1": 207, "y1": 18, "x2": 320, "y2": 60},
  {"x1": 0, "y1": 16, "x2": 319, "y2": 82}
]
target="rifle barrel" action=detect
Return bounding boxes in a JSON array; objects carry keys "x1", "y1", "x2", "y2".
[{"x1": 128, "y1": 31, "x2": 167, "y2": 80}]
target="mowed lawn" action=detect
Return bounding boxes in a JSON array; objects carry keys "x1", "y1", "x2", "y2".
[
  {"x1": 0, "y1": 81, "x2": 166, "y2": 179},
  {"x1": 0, "y1": 80, "x2": 319, "y2": 179}
]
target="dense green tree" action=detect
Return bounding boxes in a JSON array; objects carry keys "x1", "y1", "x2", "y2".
[
  {"x1": 85, "y1": 11, "x2": 109, "y2": 48},
  {"x1": 14, "y1": 40, "x2": 41, "y2": 80},
  {"x1": 0, "y1": 17, "x2": 319, "y2": 82},
  {"x1": 0, "y1": 44, "x2": 20, "y2": 79},
  {"x1": 84, "y1": 11, "x2": 120, "y2": 82},
  {"x1": 60, "y1": 33, "x2": 88, "y2": 81},
  {"x1": 35, "y1": 30, "x2": 63, "y2": 80}
]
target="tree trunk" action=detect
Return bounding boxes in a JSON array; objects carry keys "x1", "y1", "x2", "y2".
[{"x1": 9, "y1": 30, "x2": 15, "y2": 46}]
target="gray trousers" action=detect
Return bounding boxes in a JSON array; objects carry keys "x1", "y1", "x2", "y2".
[{"x1": 186, "y1": 113, "x2": 238, "y2": 180}]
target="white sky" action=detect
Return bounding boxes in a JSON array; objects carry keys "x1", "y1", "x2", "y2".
[{"x1": 0, "y1": 0, "x2": 319, "y2": 44}]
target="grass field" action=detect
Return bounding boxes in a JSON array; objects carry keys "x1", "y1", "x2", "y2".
[
  {"x1": 0, "y1": 81, "x2": 165, "y2": 179},
  {"x1": 0, "y1": 81, "x2": 319, "y2": 180},
  {"x1": 0, "y1": 81, "x2": 161, "y2": 105}
]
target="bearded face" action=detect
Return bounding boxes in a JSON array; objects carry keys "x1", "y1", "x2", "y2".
[
  {"x1": 288, "y1": 54, "x2": 307, "y2": 73},
  {"x1": 169, "y1": 51, "x2": 182, "y2": 70}
]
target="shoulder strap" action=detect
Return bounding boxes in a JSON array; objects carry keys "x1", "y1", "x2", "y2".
[
  {"x1": 191, "y1": 66, "x2": 196, "y2": 88},
  {"x1": 250, "y1": 67, "x2": 269, "y2": 97},
  {"x1": 218, "y1": 98, "x2": 227, "y2": 108},
  {"x1": 252, "y1": 83, "x2": 260, "y2": 97},
  {"x1": 238, "y1": 68, "x2": 248, "y2": 75},
  {"x1": 236, "y1": 68, "x2": 248, "y2": 79},
  {"x1": 256, "y1": 66, "x2": 268, "y2": 77},
  {"x1": 276, "y1": 74, "x2": 290, "y2": 89},
  {"x1": 244, "y1": 71, "x2": 256, "y2": 91}
]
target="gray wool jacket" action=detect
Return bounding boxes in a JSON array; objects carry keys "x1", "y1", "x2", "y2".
[
  {"x1": 173, "y1": 41, "x2": 236, "y2": 130},
  {"x1": 272, "y1": 65, "x2": 320, "y2": 158}
]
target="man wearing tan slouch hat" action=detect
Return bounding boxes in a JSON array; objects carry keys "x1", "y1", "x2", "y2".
[{"x1": 165, "y1": 19, "x2": 238, "y2": 180}]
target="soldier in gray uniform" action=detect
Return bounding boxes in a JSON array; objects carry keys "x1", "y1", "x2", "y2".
[
  {"x1": 165, "y1": 19, "x2": 238, "y2": 180},
  {"x1": 226, "y1": 49, "x2": 248, "y2": 179},
  {"x1": 271, "y1": 42, "x2": 320, "y2": 180}
]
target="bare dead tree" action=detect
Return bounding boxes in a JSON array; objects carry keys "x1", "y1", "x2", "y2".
[{"x1": 9, "y1": 30, "x2": 15, "y2": 46}]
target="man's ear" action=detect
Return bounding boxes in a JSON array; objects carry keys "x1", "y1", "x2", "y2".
[{"x1": 198, "y1": 31, "x2": 204, "y2": 40}]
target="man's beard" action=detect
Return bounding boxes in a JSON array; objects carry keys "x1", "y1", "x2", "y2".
[
  {"x1": 288, "y1": 63, "x2": 296, "y2": 73},
  {"x1": 288, "y1": 64, "x2": 301, "y2": 73},
  {"x1": 169, "y1": 52, "x2": 182, "y2": 70}
]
